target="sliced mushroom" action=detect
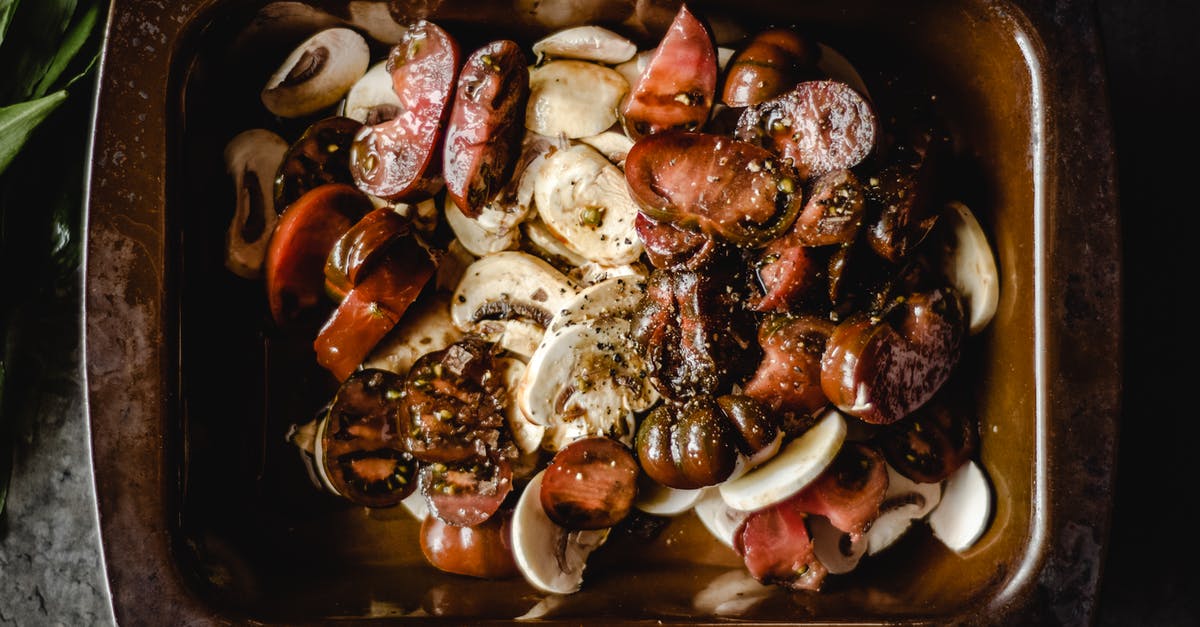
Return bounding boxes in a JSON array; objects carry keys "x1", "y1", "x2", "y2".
[
  {"x1": 232, "y1": 2, "x2": 345, "y2": 56},
  {"x1": 532, "y1": 26, "x2": 637, "y2": 64},
  {"x1": 362, "y1": 292, "x2": 463, "y2": 375},
  {"x1": 548, "y1": 275, "x2": 646, "y2": 332},
  {"x1": 311, "y1": 414, "x2": 340, "y2": 495},
  {"x1": 224, "y1": 129, "x2": 289, "y2": 279},
  {"x1": 526, "y1": 61, "x2": 629, "y2": 139},
  {"x1": 511, "y1": 470, "x2": 610, "y2": 594},
  {"x1": 573, "y1": 261, "x2": 648, "y2": 287},
  {"x1": 716, "y1": 46, "x2": 736, "y2": 71},
  {"x1": 443, "y1": 194, "x2": 521, "y2": 257},
  {"x1": 340, "y1": 61, "x2": 403, "y2": 125},
  {"x1": 518, "y1": 319, "x2": 657, "y2": 450},
  {"x1": 533, "y1": 144, "x2": 643, "y2": 265},
  {"x1": 498, "y1": 357, "x2": 545, "y2": 454},
  {"x1": 692, "y1": 570, "x2": 773, "y2": 617},
  {"x1": 614, "y1": 49, "x2": 652, "y2": 89},
  {"x1": 816, "y1": 43, "x2": 871, "y2": 101},
  {"x1": 940, "y1": 201, "x2": 999, "y2": 335},
  {"x1": 401, "y1": 489, "x2": 430, "y2": 521},
  {"x1": 635, "y1": 475, "x2": 702, "y2": 516},
  {"x1": 347, "y1": 0, "x2": 407, "y2": 44},
  {"x1": 262, "y1": 28, "x2": 370, "y2": 118},
  {"x1": 866, "y1": 463, "x2": 943, "y2": 555},
  {"x1": 578, "y1": 130, "x2": 635, "y2": 166},
  {"x1": 435, "y1": 239, "x2": 476, "y2": 292},
  {"x1": 451, "y1": 251, "x2": 578, "y2": 351},
  {"x1": 928, "y1": 460, "x2": 992, "y2": 553},
  {"x1": 523, "y1": 219, "x2": 591, "y2": 267},
  {"x1": 809, "y1": 515, "x2": 868, "y2": 575},
  {"x1": 693, "y1": 487, "x2": 751, "y2": 549}
]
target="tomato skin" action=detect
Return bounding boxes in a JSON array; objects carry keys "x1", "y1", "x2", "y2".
[
  {"x1": 743, "y1": 316, "x2": 835, "y2": 419},
  {"x1": 621, "y1": 3, "x2": 716, "y2": 139},
  {"x1": 420, "y1": 510, "x2": 519, "y2": 579},
  {"x1": 721, "y1": 29, "x2": 818, "y2": 107},
  {"x1": 265, "y1": 184, "x2": 373, "y2": 325},
  {"x1": 324, "y1": 208, "x2": 413, "y2": 299},
  {"x1": 636, "y1": 397, "x2": 738, "y2": 490},
  {"x1": 624, "y1": 131, "x2": 803, "y2": 247},
  {"x1": 350, "y1": 21, "x2": 460, "y2": 200},
  {"x1": 540, "y1": 437, "x2": 639, "y2": 530},
  {"x1": 274, "y1": 117, "x2": 361, "y2": 213},
  {"x1": 444, "y1": 40, "x2": 529, "y2": 217},
  {"x1": 878, "y1": 395, "x2": 977, "y2": 483},
  {"x1": 320, "y1": 369, "x2": 417, "y2": 507},
  {"x1": 313, "y1": 237, "x2": 436, "y2": 381}
]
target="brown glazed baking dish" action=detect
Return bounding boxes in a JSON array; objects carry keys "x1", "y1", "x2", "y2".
[{"x1": 84, "y1": 0, "x2": 1120, "y2": 623}]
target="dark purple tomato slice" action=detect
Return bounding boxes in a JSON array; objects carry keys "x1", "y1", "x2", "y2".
[
  {"x1": 624, "y1": 131, "x2": 803, "y2": 246},
  {"x1": 794, "y1": 169, "x2": 866, "y2": 247},
  {"x1": 735, "y1": 497, "x2": 827, "y2": 591},
  {"x1": 540, "y1": 437, "x2": 639, "y2": 530},
  {"x1": 735, "y1": 80, "x2": 877, "y2": 181},
  {"x1": 350, "y1": 21, "x2": 459, "y2": 200},
  {"x1": 420, "y1": 457, "x2": 513, "y2": 527},
  {"x1": 621, "y1": 3, "x2": 716, "y2": 139},
  {"x1": 402, "y1": 338, "x2": 510, "y2": 463},
  {"x1": 878, "y1": 395, "x2": 978, "y2": 483},
  {"x1": 634, "y1": 212, "x2": 720, "y2": 270},
  {"x1": 444, "y1": 40, "x2": 529, "y2": 217},
  {"x1": 787, "y1": 442, "x2": 889, "y2": 535},
  {"x1": 722, "y1": 28, "x2": 818, "y2": 107},
  {"x1": 264, "y1": 183, "x2": 373, "y2": 325},
  {"x1": 320, "y1": 369, "x2": 416, "y2": 507},
  {"x1": 420, "y1": 509, "x2": 519, "y2": 579},
  {"x1": 751, "y1": 233, "x2": 824, "y2": 312},
  {"x1": 743, "y1": 315, "x2": 835, "y2": 419},
  {"x1": 274, "y1": 117, "x2": 362, "y2": 213}
]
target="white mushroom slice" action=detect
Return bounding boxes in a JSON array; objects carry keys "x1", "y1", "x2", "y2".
[
  {"x1": 523, "y1": 219, "x2": 591, "y2": 267},
  {"x1": 548, "y1": 276, "x2": 646, "y2": 332},
  {"x1": 401, "y1": 489, "x2": 429, "y2": 521},
  {"x1": 941, "y1": 201, "x2": 999, "y2": 335},
  {"x1": 866, "y1": 465, "x2": 942, "y2": 555},
  {"x1": 363, "y1": 293, "x2": 463, "y2": 375},
  {"x1": 262, "y1": 28, "x2": 370, "y2": 118},
  {"x1": 719, "y1": 410, "x2": 847, "y2": 512},
  {"x1": 444, "y1": 195, "x2": 521, "y2": 257},
  {"x1": 574, "y1": 261, "x2": 648, "y2": 287},
  {"x1": 451, "y1": 251, "x2": 577, "y2": 334},
  {"x1": 693, "y1": 570, "x2": 773, "y2": 617},
  {"x1": 347, "y1": 0, "x2": 407, "y2": 44},
  {"x1": 499, "y1": 358, "x2": 545, "y2": 454},
  {"x1": 534, "y1": 144, "x2": 643, "y2": 265},
  {"x1": 533, "y1": 26, "x2": 637, "y2": 64},
  {"x1": 578, "y1": 130, "x2": 635, "y2": 166},
  {"x1": 614, "y1": 50, "x2": 652, "y2": 90},
  {"x1": 223, "y1": 129, "x2": 288, "y2": 279},
  {"x1": 526, "y1": 61, "x2": 628, "y2": 139},
  {"x1": 694, "y1": 488, "x2": 751, "y2": 549},
  {"x1": 716, "y1": 46, "x2": 736, "y2": 71},
  {"x1": 341, "y1": 61, "x2": 402, "y2": 125},
  {"x1": 476, "y1": 318, "x2": 546, "y2": 362},
  {"x1": 311, "y1": 414, "x2": 340, "y2": 496},
  {"x1": 928, "y1": 460, "x2": 993, "y2": 553},
  {"x1": 435, "y1": 239, "x2": 476, "y2": 292},
  {"x1": 515, "y1": 0, "x2": 628, "y2": 29},
  {"x1": 636, "y1": 478, "x2": 703, "y2": 516},
  {"x1": 816, "y1": 43, "x2": 871, "y2": 101},
  {"x1": 809, "y1": 516, "x2": 868, "y2": 575},
  {"x1": 512, "y1": 470, "x2": 610, "y2": 594},
  {"x1": 233, "y1": 2, "x2": 345, "y2": 55},
  {"x1": 519, "y1": 321, "x2": 656, "y2": 451}
]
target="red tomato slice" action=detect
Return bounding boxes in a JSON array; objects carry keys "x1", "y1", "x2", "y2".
[
  {"x1": 787, "y1": 442, "x2": 889, "y2": 536},
  {"x1": 735, "y1": 499, "x2": 828, "y2": 591},
  {"x1": 350, "y1": 21, "x2": 460, "y2": 200},
  {"x1": 313, "y1": 239, "x2": 436, "y2": 381},
  {"x1": 420, "y1": 510, "x2": 519, "y2": 579},
  {"x1": 420, "y1": 458, "x2": 513, "y2": 527},
  {"x1": 621, "y1": 3, "x2": 716, "y2": 139},
  {"x1": 264, "y1": 184, "x2": 373, "y2": 325},
  {"x1": 324, "y1": 208, "x2": 413, "y2": 299},
  {"x1": 540, "y1": 437, "x2": 639, "y2": 530}
]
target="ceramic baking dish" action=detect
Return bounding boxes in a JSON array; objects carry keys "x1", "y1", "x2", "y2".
[{"x1": 84, "y1": 0, "x2": 1120, "y2": 623}]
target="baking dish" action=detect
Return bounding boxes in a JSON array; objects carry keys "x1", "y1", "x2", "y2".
[{"x1": 84, "y1": 0, "x2": 1120, "y2": 623}]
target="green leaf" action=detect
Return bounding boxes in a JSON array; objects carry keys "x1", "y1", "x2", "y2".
[
  {"x1": 0, "y1": 0, "x2": 19, "y2": 48},
  {"x1": 0, "y1": 0, "x2": 76, "y2": 104},
  {"x1": 0, "y1": 91, "x2": 68, "y2": 176},
  {"x1": 33, "y1": 0, "x2": 103, "y2": 97}
]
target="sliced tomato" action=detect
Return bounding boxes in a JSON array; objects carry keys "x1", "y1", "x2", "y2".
[
  {"x1": 265, "y1": 183, "x2": 373, "y2": 325},
  {"x1": 743, "y1": 315, "x2": 835, "y2": 419},
  {"x1": 540, "y1": 437, "x2": 639, "y2": 530},
  {"x1": 735, "y1": 498, "x2": 828, "y2": 591},
  {"x1": 320, "y1": 369, "x2": 417, "y2": 507},
  {"x1": 634, "y1": 212, "x2": 719, "y2": 270},
  {"x1": 420, "y1": 509, "x2": 519, "y2": 579},
  {"x1": 350, "y1": 21, "x2": 459, "y2": 200},
  {"x1": 420, "y1": 457, "x2": 513, "y2": 527},
  {"x1": 751, "y1": 234, "x2": 825, "y2": 312},
  {"x1": 313, "y1": 238, "x2": 436, "y2": 380},
  {"x1": 878, "y1": 394, "x2": 977, "y2": 483},
  {"x1": 444, "y1": 40, "x2": 529, "y2": 217},
  {"x1": 787, "y1": 442, "x2": 889, "y2": 536},
  {"x1": 624, "y1": 131, "x2": 803, "y2": 246},
  {"x1": 621, "y1": 3, "x2": 716, "y2": 139},
  {"x1": 721, "y1": 29, "x2": 818, "y2": 107},
  {"x1": 324, "y1": 207, "x2": 413, "y2": 300},
  {"x1": 274, "y1": 117, "x2": 362, "y2": 212}
]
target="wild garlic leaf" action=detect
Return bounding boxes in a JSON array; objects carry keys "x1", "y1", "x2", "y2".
[
  {"x1": 0, "y1": 0, "x2": 20, "y2": 48},
  {"x1": 0, "y1": 0, "x2": 77, "y2": 104},
  {"x1": 0, "y1": 91, "x2": 68, "y2": 176},
  {"x1": 33, "y1": 0, "x2": 103, "y2": 97}
]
